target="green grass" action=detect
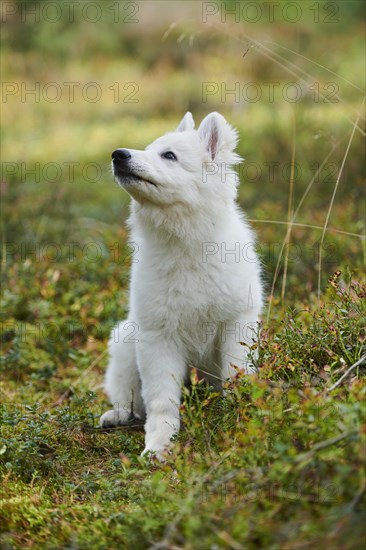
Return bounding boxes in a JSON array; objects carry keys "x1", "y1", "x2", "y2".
[
  {"x1": 1, "y1": 1, "x2": 366, "y2": 548},
  {"x1": 1, "y1": 272, "x2": 365, "y2": 549}
]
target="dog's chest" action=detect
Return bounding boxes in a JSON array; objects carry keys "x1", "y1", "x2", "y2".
[{"x1": 133, "y1": 246, "x2": 236, "y2": 333}]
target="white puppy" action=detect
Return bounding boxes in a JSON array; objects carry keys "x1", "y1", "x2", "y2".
[{"x1": 100, "y1": 112, "x2": 263, "y2": 457}]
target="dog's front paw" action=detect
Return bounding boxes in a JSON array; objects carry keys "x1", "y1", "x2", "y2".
[
  {"x1": 141, "y1": 423, "x2": 177, "y2": 461},
  {"x1": 100, "y1": 408, "x2": 142, "y2": 428},
  {"x1": 141, "y1": 445, "x2": 172, "y2": 463}
]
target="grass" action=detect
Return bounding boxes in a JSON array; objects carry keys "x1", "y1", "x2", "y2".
[
  {"x1": 1, "y1": 273, "x2": 365, "y2": 549},
  {"x1": 1, "y1": 1, "x2": 366, "y2": 548},
  {"x1": 1, "y1": 217, "x2": 365, "y2": 550}
]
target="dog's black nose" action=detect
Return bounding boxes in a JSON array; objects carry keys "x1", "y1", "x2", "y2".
[{"x1": 112, "y1": 149, "x2": 131, "y2": 162}]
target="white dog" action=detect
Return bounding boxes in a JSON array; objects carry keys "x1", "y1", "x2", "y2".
[{"x1": 100, "y1": 112, "x2": 263, "y2": 457}]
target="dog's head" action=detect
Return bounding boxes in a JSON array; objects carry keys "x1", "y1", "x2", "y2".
[{"x1": 111, "y1": 112, "x2": 241, "y2": 208}]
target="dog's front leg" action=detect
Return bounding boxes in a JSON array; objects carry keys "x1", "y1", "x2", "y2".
[{"x1": 136, "y1": 334, "x2": 186, "y2": 458}]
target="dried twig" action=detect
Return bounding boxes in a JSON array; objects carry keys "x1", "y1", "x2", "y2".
[
  {"x1": 82, "y1": 422, "x2": 144, "y2": 433},
  {"x1": 294, "y1": 430, "x2": 357, "y2": 463},
  {"x1": 327, "y1": 355, "x2": 366, "y2": 392}
]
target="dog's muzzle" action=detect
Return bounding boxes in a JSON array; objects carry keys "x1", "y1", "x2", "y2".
[{"x1": 111, "y1": 149, "x2": 157, "y2": 187}]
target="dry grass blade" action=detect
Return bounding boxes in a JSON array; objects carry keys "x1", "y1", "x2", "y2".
[
  {"x1": 327, "y1": 355, "x2": 366, "y2": 392},
  {"x1": 317, "y1": 97, "x2": 365, "y2": 302},
  {"x1": 266, "y1": 140, "x2": 342, "y2": 323},
  {"x1": 281, "y1": 116, "x2": 296, "y2": 302},
  {"x1": 212, "y1": 24, "x2": 366, "y2": 137},
  {"x1": 249, "y1": 219, "x2": 365, "y2": 240}
]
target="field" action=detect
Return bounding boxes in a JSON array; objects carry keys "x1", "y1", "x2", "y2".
[{"x1": 1, "y1": 1, "x2": 365, "y2": 548}]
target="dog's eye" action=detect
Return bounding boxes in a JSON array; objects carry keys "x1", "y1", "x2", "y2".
[{"x1": 162, "y1": 151, "x2": 177, "y2": 161}]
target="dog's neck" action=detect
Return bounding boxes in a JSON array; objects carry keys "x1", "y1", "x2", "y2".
[{"x1": 128, "y1": 199, "x2": 235, "y2": 249}]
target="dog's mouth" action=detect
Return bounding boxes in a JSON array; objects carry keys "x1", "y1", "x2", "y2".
[{"x1": 114, "y1": 168, "x2": 157, "y2": 188}]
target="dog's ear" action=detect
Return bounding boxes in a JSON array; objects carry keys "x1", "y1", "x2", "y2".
[
  {"x1": 176, "y1": 112, "x2": 195, "y2": 132},
  {"x1": 198, "y1": 112, "x2": 239, "y2": 162}
]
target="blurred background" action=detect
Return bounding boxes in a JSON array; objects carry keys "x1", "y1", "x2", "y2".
[{"x1": 1, "y1": 0, "x2": 365, "y2": 315}]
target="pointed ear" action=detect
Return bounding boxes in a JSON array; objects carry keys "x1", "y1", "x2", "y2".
[
  {"x1": 198, "y1": 112, "x2": 240, "y2": 162},
  {"x1": 176, "y1": 112, "x2": 195, "y2": 132}
]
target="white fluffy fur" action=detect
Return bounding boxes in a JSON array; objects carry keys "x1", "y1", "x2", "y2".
[{"x1": 100, "y1": 112, "x2": 264, "y2": 457}]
